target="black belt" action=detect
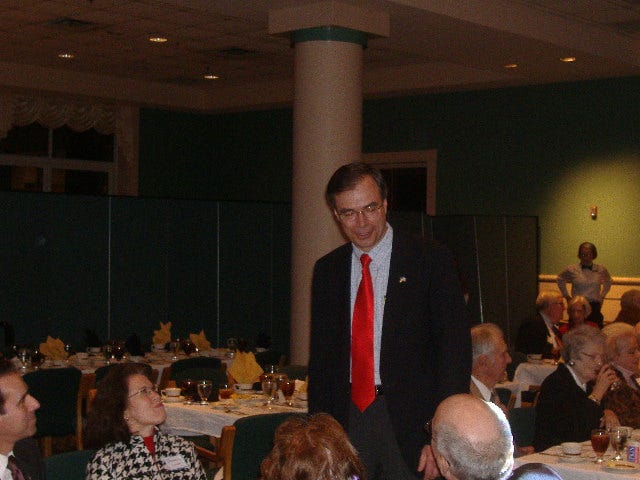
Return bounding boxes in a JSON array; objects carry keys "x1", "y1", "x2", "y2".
[{"x1": 351, "y1": 384, "x2": 384, "y2": 395}]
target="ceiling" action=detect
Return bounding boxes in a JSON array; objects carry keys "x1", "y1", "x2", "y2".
[{"x1": 0, "y1": 0, "x2": 639, "y2": 111}]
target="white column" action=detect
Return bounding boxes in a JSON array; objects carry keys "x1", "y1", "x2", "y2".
[{"x1": 270, "y1": 4, "x2": 389, "y2": 365}]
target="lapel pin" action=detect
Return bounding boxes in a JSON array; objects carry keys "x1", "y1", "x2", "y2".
[{"x1": 399, "y1": 276, "x2": 407, "y2": 283}]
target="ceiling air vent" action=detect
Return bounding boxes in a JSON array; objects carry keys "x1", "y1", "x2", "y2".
[{"x1": 47, "y1": 17, "x2": 97, "y2": 31}]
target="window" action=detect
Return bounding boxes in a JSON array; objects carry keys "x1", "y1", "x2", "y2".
[{"x1": 0, "y1": 123, "x2": 115, "y2": 195}]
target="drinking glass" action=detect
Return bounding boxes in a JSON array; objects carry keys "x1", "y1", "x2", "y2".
[
  {"x1": 611, "y1": 426, "x2": 630, "y2": 461},
  {"x1": 280, "y1": 379, "x2": 295, "y2": 406},
  {"x1": 218, "y1": 383, "x2": 233, "y2": 401},
  {"x1": 102, "y1": 344, "x2": 114, "y2": 365},
  {"x1": 169, "y1": 340, "x2": 180, "y2": 361},
  {"x1": 181, "y1": 379, "x2": 196, "y2": 404},
  {"x1": 30, "y1": 348, "x2": 45, "y2": 369},
  {"x1": 197, "y1": 379, "x2": 213, "y2": 405},
  {"x1": 17, "y1": 347, "x2": 31, "y2": 371},
  {"x1": 112, "y1": 342, "x2": 125, "y2": 361},
  {"x1": 64, "y1": 343, "x2": 73, "y2": 364},
  {"x1": 591, "y1": 428, "x2": 610, "y2": 463},
  {"x1": 182, "y1": 339, "x2": 196, "y2": 356},
  {"x1": 262, "y1": 377, "x2": 276, "y2": 407}
]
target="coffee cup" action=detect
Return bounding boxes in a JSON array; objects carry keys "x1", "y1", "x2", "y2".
[
  {"x1": 561, "y1": 442, "x2": 582, "y2": 455},
  {"x1": 161, "y1": 387, "x2": 181, "y2": 397}
]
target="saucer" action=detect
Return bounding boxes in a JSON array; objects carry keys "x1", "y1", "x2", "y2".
[
  {"x1": 162, "y1": 396, "x2": 185, "y2": 403},
  {"x1": 559, "y1": 454, "x2": 585, "y2": 463}
]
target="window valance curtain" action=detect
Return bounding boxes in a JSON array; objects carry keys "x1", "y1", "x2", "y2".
[{"x1": 0, "y1": 94, "x2": 115, "y2": 139}]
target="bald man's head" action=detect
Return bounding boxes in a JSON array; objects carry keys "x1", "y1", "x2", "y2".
[{"x1": 431, "y1": 394, "x2": 513, "y2": 480}]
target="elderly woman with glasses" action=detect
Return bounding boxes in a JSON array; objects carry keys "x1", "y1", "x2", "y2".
[
  {"x1": 601, "y1": 323, "x2": 640, "y2": 428},
  {"x1": 85, "y1": 363, "x2": 206, "y2": 480},
  {"x1": 533, "y1": 325, "x2": 620, "y2": 452}
]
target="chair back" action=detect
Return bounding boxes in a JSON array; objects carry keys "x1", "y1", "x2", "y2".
[
  {"x1": 254, "y1": 351, "x2": 285, "y2": 370},
  {"x1": 279, "y1": 364, "x2": 308, "y2": 380},
  {"x1": 23, "y1": 367, "x2": 82, "y2": 456},
  {"x1": 229, "y1": 412, "x2": 300, "y2": 480},
  {"x1": 24, "y1": 367, "x2": 82, "y2": 436},
  {"x1": 509, "y1": 407, "x2": 536, "y2": 448},
  {"x1": 94, "y1": 364, "x2": 115, "y2": 386},
  {"x1": 44, "y1": 449, "x2": 96, "y2": 480},
  {"x1": 494, "y1": 387, "x2": 512, "y2": 408}
]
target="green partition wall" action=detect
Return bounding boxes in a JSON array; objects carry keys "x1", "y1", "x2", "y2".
[{"x1": 0, "y1": 191, "x2": 291, "y2": 354}]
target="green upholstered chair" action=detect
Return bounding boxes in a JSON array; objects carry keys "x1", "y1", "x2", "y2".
[
  {"x1": 509, "y1": 407, "x2": 536, "y2": 448},
  {"x1": 226, "y1": 412, "x2": 301, "y2": 480},
  {"x1": 44, "y1": 449, "x2": 96, "y2": 480},
  {"x1": 23, "y1": 367, "x2": 82, "y2": 456}
]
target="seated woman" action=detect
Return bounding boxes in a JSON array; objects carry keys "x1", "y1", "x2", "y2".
[
  {"x1": 602, "y1": 323, "x2": 640, "y2": 428},
  {"x1": 533, "y1": 325, "x2": 620, "y2": 452},
  {"x1": 559, "y1": 295, "x2": 597, "y2": 335},
  {"x1": 260, "y1": 413, "x2": 365, "y2": 480},
  {"x1": 85, "y1": 363, "x2": 206, "y2": 480}
]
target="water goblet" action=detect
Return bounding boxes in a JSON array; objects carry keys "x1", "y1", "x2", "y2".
[
  {"x1": 280, "y1": 379, "x2": 295, "y2": 406},
  {"x1": 64, "y1": 343, "x2": 73, "y2": 364},
  {"x1": 591, "y1": 428, "x2": 610, "y2": 463},
  {"x1": 262, "y1": 377, "x2": 276, "y2": 408},
  {"x1": 611, "y1": 426, "x2": 630, "y2": 461},
  {"x1": 112, "y1": 342, "x2": 125, "y2": 361},
  {"x1": 30, "y1": 348, "x2": 45, "y2": 370},
  {"x1": 169, "y1": 340, "x2": 180, "y2": 361},
  {"x1": 102, "y1": 343, "x2": 114, "y2": 365},
  {"x1": 181, "y1": 379, "x2": 196, "y2": 404},
  {"x1": 197, "y1": 379, "x2": 213, "y2": 405},
  {"x1": 182, "y1": 339, "x2": 196, "y2": 356},
  {"x1": 17, "y1": 347, "x2": 31, "y2": 371}
]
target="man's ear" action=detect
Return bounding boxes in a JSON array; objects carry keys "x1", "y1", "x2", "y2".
[{"x1": 434, "y1": 450, "x2": 452, "y2": 479}]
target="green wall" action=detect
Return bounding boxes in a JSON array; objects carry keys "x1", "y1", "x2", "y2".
[{"x1": 139, "y1": 76, "x2": 640, "y2": 278}]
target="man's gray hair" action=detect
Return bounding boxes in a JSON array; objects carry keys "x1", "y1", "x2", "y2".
[
  {"x1": 433, "y1": 400, "x2": 513, "y2": 480},
  {"x1": 471, "y1": 323, "x2": 503, "y2": 364}
]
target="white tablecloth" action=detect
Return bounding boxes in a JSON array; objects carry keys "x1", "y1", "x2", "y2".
[
  {"x1": 496, "y1": 380, "x2": 522, "y2": 408},
  {"x1": 515, "y1": 443, "x2": 640, "y2": 480},
  {"x1": 161, "y1": 395, "x2": 308, "y2": 437},
  {"x1": 513, "y1": 361, "x2": 557, "y2": 390}
]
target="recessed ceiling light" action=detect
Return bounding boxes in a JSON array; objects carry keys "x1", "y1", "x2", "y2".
[
  {"x1": 58, "y1": 52, "x2": 75, "y2": 59},
  {"x1": 149, "y1": 36, "x2": 168, "y2": 43},
  {"x1": 503, "y1": 63, "x2": 518, "y2": 69},
  {"x1": 560, "y1": 56, "x2": 576, "y2": 62}
]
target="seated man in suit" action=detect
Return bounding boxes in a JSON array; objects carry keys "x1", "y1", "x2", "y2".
[
  {"x1": 470, "y1": 323, "x2": 512, "y2": 413},
  {"x1": 430, "y1": 394, "x2": 514, "y2": 480},
  {"x1": 0, "y1": 358, "x2": 45, "y2": 480},
  {"x1": 516, "y1": 291, "x2": 565, "y2": 357}
]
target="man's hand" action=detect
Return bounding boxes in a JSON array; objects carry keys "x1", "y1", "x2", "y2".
[{"x1": 417, "y1": 445, "x2": 440, "y2": 480}]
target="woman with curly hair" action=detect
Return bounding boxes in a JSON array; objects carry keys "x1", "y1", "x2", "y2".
[
  {"x1": 84, "y1": 362, "x2": 206, "y2": 479},
  {"x1": 260, "y1": 413, "x2": 365, "y2": 480}
]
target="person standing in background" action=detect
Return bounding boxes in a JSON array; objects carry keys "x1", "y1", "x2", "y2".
[
  {"x1": 309, "y1": 163, "x2": 471, "y2": 480},
  {"x1": 557, "y1": 242, "x2": 611, "y2": 328}
]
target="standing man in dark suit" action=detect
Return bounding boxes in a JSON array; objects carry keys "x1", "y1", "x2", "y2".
[
  {"x1": 309, "y1": 163, "x2": 471, "y2": 480},
  {"x1": 0, "y1": 359, "x2": 44, "y2": 480}
]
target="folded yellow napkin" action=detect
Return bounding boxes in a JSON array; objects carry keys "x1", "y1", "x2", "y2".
[
  {"x1": 189, "y1": 330, "x2": 211, "y2": 351},
  {"x1": 39, "y1": 336, "x2": 66, "y2": 360},
  {"x1": 228, "y1": 352, "x2": 263, "y2": 384},
  {"x1": 294, "y1": 379, "x2": 308, "y2": 393},
  {"x1": 152, "y1": 321, "x2": 172, "y2": 344}
]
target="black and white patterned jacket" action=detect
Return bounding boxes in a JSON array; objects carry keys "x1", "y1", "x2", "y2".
[{"x1": 86, "y1": 430, "x2": 206, "y2": 480}]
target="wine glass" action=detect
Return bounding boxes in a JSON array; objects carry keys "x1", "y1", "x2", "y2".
[
  {"x1": 181, "y1": 379, "x2": 196, "y2": 405},
  {"x1": 611, "y1": 426, "x2": 630, "y2": 461},
  {"x1": 64, "y1": 343, "x2": 73, "y2": 364},
  {"x1": 196, "y1": 379, "x2": 213, "y2": 405},
  {"x1": 16, "y1": 347, "x2": 31, "y2": 371},
  {"x1": 280, "y1": 379, "x2": 295, "y2": 406},
  {"x1": 30, "y1": 348, "x2": 45, "y2": 370},
  {"x1": 262, "y1": 377, "x2": 276, "y2": 408},
  {"x1": 102, "y1": 343, "x2": 114, "y2": 365},
  {"x1": 112, "y1": 342, "x2": 125, "y2": 361},
  {"x1": 591, "y1": 428, "x2": 610, "y2": 463},
  {"x1": 169, "y1": 340, "x2": 180, "y2": 361},
  {"x1": 182, "y1": 339, "x2": 196, "y2": 356}
]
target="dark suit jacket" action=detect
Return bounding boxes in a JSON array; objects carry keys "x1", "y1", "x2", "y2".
[
  {"x1": 308, "y1": 232, "x2": 471, "y2": 472},
  {"x1": 533, "y1": 363, "x2": 603, "y2": 452},
  {"x1": 13, "y1": 437, "x2": 45, "y2": 480},
  {"x1": 515, "y1": 313, "x2": 555, "y2": 356}
]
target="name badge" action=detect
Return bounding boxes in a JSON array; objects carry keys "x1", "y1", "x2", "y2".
[{"x1": 163, "y1": 455, "x2": 188, "y2": 471}]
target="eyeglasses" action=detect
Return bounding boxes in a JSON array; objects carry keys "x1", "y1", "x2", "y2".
[
  {"x1": 128, "y1": 385, "x2": 160, "y2": 398},
  {"x1": 336, "y1": 203, "x2": 383, "y2": 222},
  {"x1": 580, "y1": 352, "x2": 604, "y2": 363}
]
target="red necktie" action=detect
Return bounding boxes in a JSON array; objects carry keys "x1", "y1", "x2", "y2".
[
  {"x1": 7, "y1": 456, "x2": 25, "y2": 480},
  {"x1": 351, "y1": 253, "x2": 375, "y2": 412}
]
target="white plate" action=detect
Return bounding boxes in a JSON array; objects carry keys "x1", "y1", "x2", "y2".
[
  {"x1": 603, "y1": 462, "x2": 639, "y2": 473},
  {"x1": 162, "y1": 396, "x2": 185, "y2": 403}
]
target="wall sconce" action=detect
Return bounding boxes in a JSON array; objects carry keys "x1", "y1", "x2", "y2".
[{"x1": 590, "y1": 205, "x2": 598, "y2": 220}]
